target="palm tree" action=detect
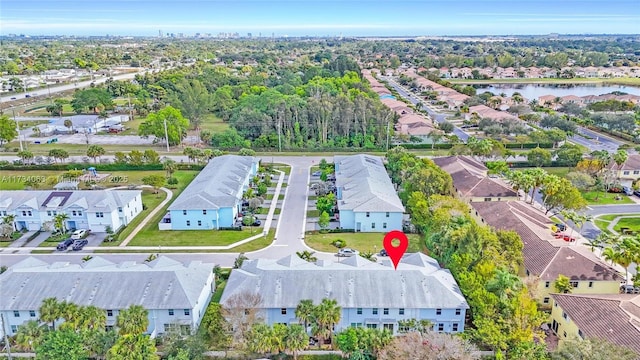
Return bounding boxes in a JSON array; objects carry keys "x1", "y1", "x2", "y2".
[
  {"x1": 1, "y1": 214, "x2": 16, "y2": 231},
  {"x1": 76, "y1": 305, "x2": 107, "y2": 331},
  {"x1": 59, "y1": 301, "x2": 79, "y2": 330},
  {"x1": 613, "y1": 149, "x2": 629, "y2": 181},
  {"x1": 486, "y1": 268, "x2": 522, "y2": 301},
  {"x1": 39, "y1": 297, "x2": 62, "y2": 330},
  {"x1": 312, "y1": 298, "x2": 341, "y2": 348},
  {"x1": 116, "y1": 305, "x2": 149, "y2": 336},
  {"x1": 602, "y1": 247, "x2": 618, "y2": 266},
  {"x1": 86, "y1": 145, "x2": 106, "y2": 163},
  {"x1": 426, "y1": 131, "x2": 444, "y2": 150},
  {"x1": 285, "y1": 324, "x2": 308, "y2": 360},
  {"x1": 162, "y1": 158, "x2": 177, "y2": 178},
  {"x1": 295, "y1": 299, "x2": 315, "y2": 333},
  {"x1": 53, "y1": 213, "x2": 70, "y2": 234},
  {"x1": 15, "y1": 320, "x2": 48, "y2": 351},
  {"x1": 525, "y1": 167, "x2": 548, "y2": 205}
]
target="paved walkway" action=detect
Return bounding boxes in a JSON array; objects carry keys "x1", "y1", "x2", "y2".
[
  {"x1": 6, "y1": 231, "x2": 36, "y2": 248},
  {"x1": 119, "y1": 186, "x2": 172, "y2": 247}
]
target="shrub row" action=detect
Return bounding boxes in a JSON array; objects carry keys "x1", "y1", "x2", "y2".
[
  {"x1": 0, "y1": 163, "x2": 204, "y2": 172},
  {"x1": 219, "y1": 226, "x2": 243, "y2": 231}
]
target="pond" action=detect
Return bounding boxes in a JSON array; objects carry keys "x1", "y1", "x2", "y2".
[{"x1": 475, "y1": 83, "x2": 640, "y2": 99}]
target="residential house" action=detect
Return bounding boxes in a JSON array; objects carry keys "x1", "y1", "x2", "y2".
[
  {"x1": 432, "y1": 156, "x2": 518, "y2": 202},
  {"x1": 471, "y1": 201, "x2": 622, "y2": 305},
  {"x1": 334, "y1": 155, "x2": 404, "y2": 232},
  {"x1": 161, "y1": 155, "x2": 259, "y2": 230},
  {"x1": 465, "y1": 105, "x2": 521, "y2": 122},
  {"x1": 0, "y1": 256, "x2": 216, "y2": 338},
  {"x1": 0, "y1": 190, "x2": 142, "y2": 232},
  {"x1": 220, "y1": 253, "x2": 469, "y2": 335},
  {"x1": 607, "y1": 154, "x2": 640, "y2": 184},
  {"x1": 550, "y1": 294, "x2": 640, "y2": 356}
]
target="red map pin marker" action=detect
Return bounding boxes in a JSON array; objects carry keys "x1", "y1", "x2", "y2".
[{"x1": 383, "y1": 230, "x2": 409, "y2": 270}]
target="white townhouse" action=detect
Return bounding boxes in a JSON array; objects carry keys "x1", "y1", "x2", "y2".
[
  {"x1": 0, "y1": 256, "x2": 216, "y2": 338},
  {"x1": 0, "y1": 190, "x2": 142, "y2": 232}
]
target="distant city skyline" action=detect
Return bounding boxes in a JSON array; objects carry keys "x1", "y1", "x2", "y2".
[{"x1": 2, "y1": 0, "x2": 639, "y2": 36}]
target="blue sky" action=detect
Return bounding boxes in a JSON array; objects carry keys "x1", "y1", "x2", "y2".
[{"x1": 2, "y1": 0, "x2": 639, "y2": 36}]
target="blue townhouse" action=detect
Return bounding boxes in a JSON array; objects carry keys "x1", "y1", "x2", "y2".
[
  {"x1": 160, "y1": 155, "x2": 259, "y2": 230},
  {"x1": 334, "y1": 155, "x2": 404, "y2": 232},
  {"x1": 220, "y1": 253, "x2": 469, "y2": 335}
]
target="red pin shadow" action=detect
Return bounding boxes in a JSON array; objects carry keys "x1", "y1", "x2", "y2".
[{"x1": 383, "y1": 230, "x2": 409, "y2": 270}]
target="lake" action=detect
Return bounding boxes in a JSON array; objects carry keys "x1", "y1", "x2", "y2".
[{"x1": 475, "y1": 83, "x2": 640, "y2": 99}]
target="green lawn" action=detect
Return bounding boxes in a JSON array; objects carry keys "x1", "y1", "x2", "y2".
[
  {"x1": 541, "y1": 167, "x2": 572, "y2": 178},
  {"x1": 582, "y1": 191, "x2": 634, "y2": 205},
  {"x1": 0, "y1": 241, "x2": 13, "y2": 247},
  {"x1": 307, "y1": 210, "x2": 320, "y2": 218},
  {"x1": 613, "y1": 217, "x2": 640, "y2": 233},
  {"x1": 101, "y1": 189, "x2": 166, "y2": 246},
  {"x1": 212, "y1": 280, "x2": 227, "y2": 303},
  {"x1": 305, "y1": 232, "x2": 422, "y2": 254},
  {"x1": 199, "y1": 114, "x2": 229, "y2": 133},
  {"x1": 265, "y1": 194, "x2": 285, "y2": 200}
]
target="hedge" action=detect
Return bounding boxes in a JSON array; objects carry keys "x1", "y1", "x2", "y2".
[
  {"x1": 398, "y1": 142, "x2": 554, "y2": 150},
  {"x1": 0, "y1": 163, "x2": 204, "y2": 171}
]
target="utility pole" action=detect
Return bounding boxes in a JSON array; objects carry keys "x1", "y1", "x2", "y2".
[
  {"x1": 1, "y1": 313, "x2": 12, "y2": 360},
  {"x1": 163, "y1": 117, "x2": 170, "y2": 152},
  {"x1": 277, "y1": 117, "x2": 282, "y2": 153},
  {"x1": 127, "y1": 93, "x2": 133, "y2": 121},
  {"x1": 12, "y1": 109, "x2": 23, "y2": 152}
]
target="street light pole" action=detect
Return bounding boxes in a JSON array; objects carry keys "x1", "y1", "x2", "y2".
[{"x1": 163, "y1": 117, "x2": 170, "y2": 152}]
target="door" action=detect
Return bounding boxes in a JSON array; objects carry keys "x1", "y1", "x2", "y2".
[
  {"x1": 67, "y1": 221, "x2": 76, "y2": 230},
  {"x1": 356, "y1": 222, "x2": 361, "y2": 232}
]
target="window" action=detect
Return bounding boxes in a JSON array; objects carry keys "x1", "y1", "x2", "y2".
[
  {"x1": 385, "y1": 212, "x2": 389, "y2": 217},
  {"x1": 543, "y1": 297, "x2": 550, "y2": 304},
  {"x1": 13, "y1": 311, "x2": 19, "y2": 317},
  {"x1": 203, "y1": 210, "x2": 207, "y2": 215},
  {"x1": 357, "y1": 308, "x2": 362, "y2": 315},
  {"x1": 184, "y1": 309, "x2": 190, "y2": 316},
  {"x1": 399, "y1": 308, "x2": 405, "y2": 315},
  {"x1": 27, "y1": 211, "x2": 32, "y2": 216},
  {"x1": 544, "y1": 281, "x2": 550, "y2": 288},
  {"x1": 281, "y1": 308, "x2": 287, "y2": 315},
  {"x1": 562, "y1": 311, "x2": 568, "y2": 320},
  {"x1": 383, "y1": 222, "x2": 387, "y2": 229},
  {"x1": 366, "y1": 324, "x2": 377, "y2": 329},
  {"x1": 588, "y1": 281, "x2": 593, "y2": 288},
  {"x1": 634, "y1": 171, "x2": 640, "y2": 175},
  {"x1": 169, "y1": 309, "x2": 174, "y2": 316},
  {"x1": 484, "y1": 198, "x2": 492, "y2": 202},
  {"x1": 47, "y1": 211, "x2": 52, "y2": 216},
  {"x1": 118, "y1": 207, "x2": 123, "y2": 212},
  {"x1": 455, "y1": 309, "x2": 461, "y2": 315},
  {"x1": 383, "y1": 324, "x2": 394, "y2": 331},
  {"x1": 183, "y1": 210, "x2": 187, "y2": 215},
  {"x1": 197, "y1": 220, "x2": 202, "y2": 226},
  {"x1": 366, "y1": 212, "x2": 370, "y2": 217},
  {"x1": 350, "y1": 323, "x2": 362, "y2": 328},
  {"x1": 96, "y1": 212, "x2": 104, "y2": 218},
  {"x1": 383, "y1": 308, "x2": 389, "y2": 315},
  {"x1": 372, "y1": 308, "x2": 378, "y2": 315},
  {"x1": 21, "y1": 211, "x2": 27, "y2": 216},
  {"x1": 77, "y1": 211, "x2": 82, "y2": 216},
  {"x1": 371, "y1": 223, "x2": 375, "y2": 229},
  {"x1": 437, "y1": 323, "x2": 444, "y2": 332},
  {"x1": 578, "y1": 330, "x2": 584, "y2": 339},
  {"x1": 11, "y1": 325, "x2": 17, "y2": 333},
  {"x1": 436, "y1": 308, "x2": 442, "y2": 315},
  {"x1": 624, "y1": 171, "x2": 630, "y2": 175},
  {"x1": 186, "y1": 221, "x2": 191, "y2": 226},
  {"x1": 453, "y1": 323, "x2": 459, "y2": 332},
  {"x1": 107, "y1": 310, "x2": 113, "y2": 317},
  {"x1": 570, "y1": 281, "x2": 579, "y2": 288},
  {"x1": 29, "y1": 310, "x2": 36, "y2": 317}
]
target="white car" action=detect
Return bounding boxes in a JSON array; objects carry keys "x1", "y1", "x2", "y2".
[
  {"x1": 70, "y1": 229, "x2": 88, "y2": 240},
  {"x1": 337, "y1": 248, "x2": 359, "y2": 257}
]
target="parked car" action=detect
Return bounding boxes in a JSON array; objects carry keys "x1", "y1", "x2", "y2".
[
  {"x1": 10, "y1": 97, "x2": 16, "y2": 100},
  {"x1": 72, "y1": 239, "x2": 89, "y2": 251},
  {"x1": 70, "y1": 229, "x2": 88, "y2": 240},
  {"x1": 56, "y1": 238, "x2": 74, "y2": 251},
  {"x1": 623, "y1": 186, "x2": 634, "y2": 196},
  {"x1": 252, "y1": 219, "x2": 262, "y2": 226},
  {"x1": 378, "y1": 249, "x2": 388, "y2": 257},
  {"x1": 311, "y1": 170, "x2": 322, "y2": 176},
  {"x1": 634, "y1": 190, "x2": 640, "y2": 197},
  {"x1": 25, "y1": 94, "x2": 31, "y2": 98},
  {"x1": 620, "y1": 284, "x2": 640, "y2": 294},
  {"x1": 337, "y1": 248, "x2": 358, "y2": 257},
  {"x1": 555, "y1": 223, "x2": 566, "y2": 232}
]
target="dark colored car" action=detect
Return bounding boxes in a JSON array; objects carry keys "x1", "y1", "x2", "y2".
[
  {"x1": 72, "y1": 239, "x2": 89, "y2": 251},
  {"x1": 634, "y1": 190, "x2": 640, "y2": 197},
  {"x1": 252, "y1": 219, "x2": 262, "y2": 226},
  {"x1": 379, "y1": 249, "x2": 388, "y2": 257},
  {"x1": 555, "y1": 223, "x2": 566, "y2": 232},
  {"x1": 56, "y1": 238, "x2": 74, "y2": 251},
  {"x1": 311, "y1": 170, "x2": 322, "y2": 176}
]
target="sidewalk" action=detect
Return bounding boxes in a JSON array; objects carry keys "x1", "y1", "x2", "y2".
[{"x1": 119, "y1": 186, "x2": 173, "y2": 247}]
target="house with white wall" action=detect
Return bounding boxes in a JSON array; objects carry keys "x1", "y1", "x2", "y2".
[
  {"x1": 0, "y1": 190, "x2": 142, "y2": 232},
  {"x1": 334, "y1": 155, "x2": 404, "y2": 232},
  {"x1": 0, "y1": 256, "x2": 216, "y2": 338},
  {"x1": 220, "y1": 253, "x2": 469, "y2": 335},
  {"x1": 161, "y1": 155, "x2": 259, "y2": 230}
]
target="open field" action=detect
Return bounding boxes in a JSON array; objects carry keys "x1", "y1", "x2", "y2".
[
  {"x1": 541, "y1": 167, "x2": 572, "y2": 178},
  {"x1": 304, "y1": 232, "x2": 422, "y2": 254},
  {"x1": 448, "y1": 77, "x2": 640, "y2": 86},
  {"x1": 198, "y1": 114, "x2": 229, "y2": 133}
]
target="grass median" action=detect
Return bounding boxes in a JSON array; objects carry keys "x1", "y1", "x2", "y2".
[{"x1": 304, "y1": 231, "x2": 422, "y2": 254}]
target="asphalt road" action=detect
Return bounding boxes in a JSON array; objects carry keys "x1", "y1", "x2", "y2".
[
  {"x1": 570, "y1": 127, "x2": 624, "y2": 153},
  {"x1": 0, "y1": 69, "x2": 149, "y2": 105},
  {"x1": 381, "y1": 76, "x2": 470, "y2": 141}
]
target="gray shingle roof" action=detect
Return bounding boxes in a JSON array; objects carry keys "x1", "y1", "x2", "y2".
[
  {"x1": 220, "y1": 253, "x2": 468, "y2": 309},
  {"x1": 334, "y1": 155, "x2": 404, "y2": 213},
  {"x1": 168, "y1": 155, "x2": 258, "y2": 211},
  {"x1": 0, "y1": 256, "x2": 213, "y2": 310},
  {"x1": 0, "y1": 190, "x2": 140, "y2": 212}
]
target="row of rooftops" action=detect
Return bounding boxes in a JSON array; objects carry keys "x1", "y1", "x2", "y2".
[
  {"x1": 168, "y1": 155, "x2": 258, "y2": 211},
  {"x1": 0, "y1": 190, "x2": 141, "y2": 212},
  {"x1": 221, "y1": 252, "x2": 468, "y2": 309},
  {"x1": 432, "y1": 156, "x2": 518, "y2": 199},
  {"x1": 334, "y1": 154, "x2": 404, "y2": 213},
  {"x1": 0, "y1": 256, "x2": 213, "y2": 311}
]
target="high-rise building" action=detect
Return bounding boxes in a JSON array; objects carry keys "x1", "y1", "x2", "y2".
[{"x1": 158, "y1": 29, "x2": 163, "y2": 38}]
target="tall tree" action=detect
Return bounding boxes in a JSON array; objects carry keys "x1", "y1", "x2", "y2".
[
  {"x1": 86, "y1": 145, "x2": 106, "y2": 163},
  {"x1": 169, "y1": 79, "x2": 212, "y2": 131},
  {"x1": 0, "y1": 114, "x2": 18, "y2": 145},
  {"x1": 115, "y1": 305, "x2": 148, "y2": 336},
  {"x1": 138, "y1": 106, "x2": 189, "y2": 146}
]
